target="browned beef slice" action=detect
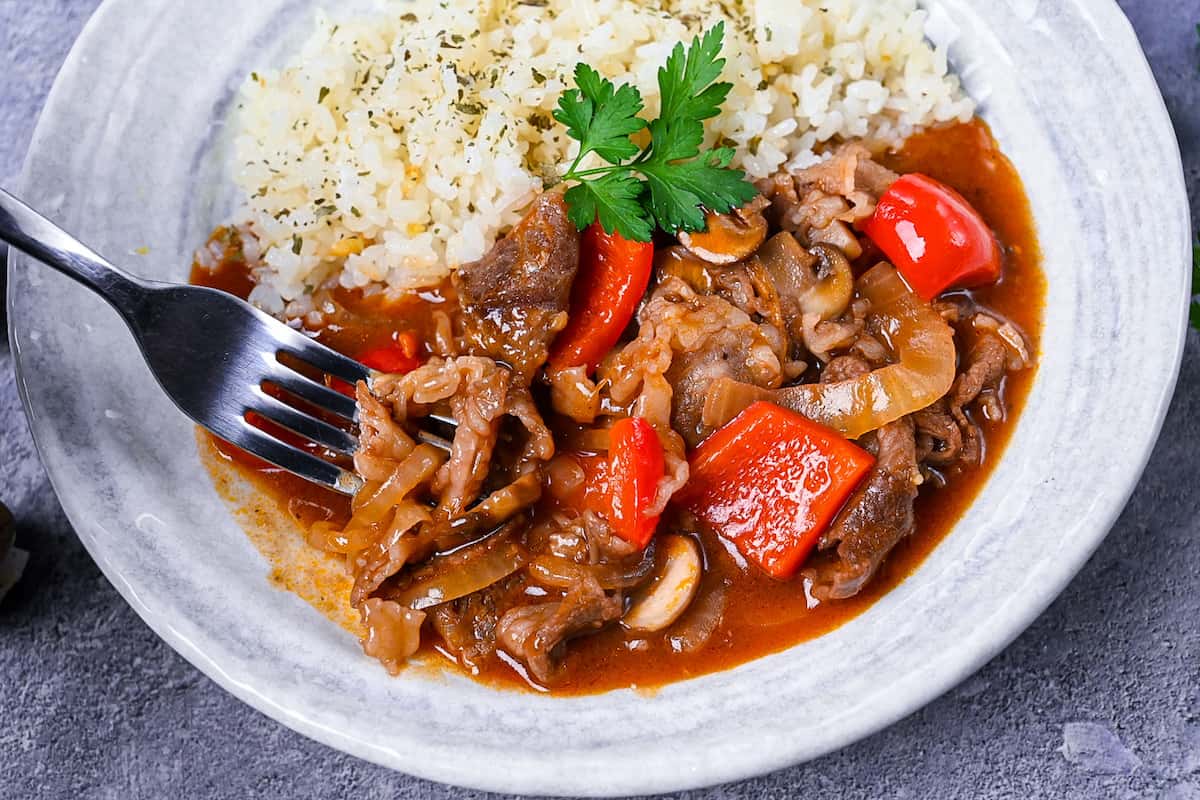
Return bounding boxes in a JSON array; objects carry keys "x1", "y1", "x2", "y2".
[
  {"x1": 666, "y1": 327, "x2": 768, "y2": 447},
  {"x1": 821, "y1": 354, "x2": 872, "y2": 383},
  {"x1": 807, "y1": 417, "x2": 920, "y2": 600},
  {"x1": 454, "y1": 193, "x2": 580, "y2": 381},
  {"x1": 913, "y1": 399, "x2": 965, "y2": 467},
  {"x1": 949, "y1": 334, "x2": 1009, "y2": 418},
  {"x1": 947, "y1": 333, "x2": 1011, "y2": 464},
  {"x1": 496, "y1": 576, "x2": 622, "y2": 683},
  {"x1": 427, "y1": 574, "x2": 525, "y2": 671}
]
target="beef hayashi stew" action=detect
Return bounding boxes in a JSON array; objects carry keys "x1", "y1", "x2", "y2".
[{"x1": 195, "y1": 111, "x2": 1043, "y2": 693}]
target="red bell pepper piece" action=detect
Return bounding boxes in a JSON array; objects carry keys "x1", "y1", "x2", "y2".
[
  {"x1": 678, "y1": 401, "x2": 874, "y2": 579},
  {"x1": 605, "y1": 417, "x2": 665, "y2": 549},
  {"x1": 359, "y1": 330, "x2": 423, "y2": 374},
  {"x1": 569, "y1": 453, "x2": 610, "y2": 514},
  {"x1": 862, "y1": 173, "x2": 1002, "y2": 301},
  {"x1": 331, "y1": 331, "x2": 424, "y2": 397},
  {"x1": 549, "y1": 222, "x2": 654, "y2": 374}
]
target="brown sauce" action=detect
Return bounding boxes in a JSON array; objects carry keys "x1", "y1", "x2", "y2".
[{"x1": 193, "y1": 118, "x2": 1045, "y2": 694}]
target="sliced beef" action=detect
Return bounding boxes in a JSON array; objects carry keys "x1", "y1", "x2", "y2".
[
  {"x1": 949, "y1": 333, "x2": 1009, "y2": 420},
  {"x1": 800, "y1": 315, "x2": 862, "y2": 362},
  {"x1": 360, "y1": 599, "x2": 426, "y2": 676},
  {"x1": 792, "y1": 143, "x2": 898, "y2": 198},
  {"x1": 349, "y1": 355, "x2": 554, "y2": 628},
  {"x1": 354, "y1": 383, "x2": 418, "y2": 481},
  {"x1": 454, "y1": 193, "x2": 580, "y2": 381},
  {"x1": 750, "y1": 232, "x2": 858, "y2": 362},
  {"x1": 524, "y1": 508, "x2": 638, "y2": 565},
  {"x1": 546, "y1": 364, "x2": 602, "y2": 423},
  {"x1": 757, "y1": 144, "x2": 898, "y2": 260},
  {"x1": 350, "y1": 504, "x2": 437, "y2": 607},
  {"x1": 913, "y1": 399, "x2": 965, "y2": 467},
  {"x1": 656, "y1": 250, "x2": 804, "y2": 385},
  {"x1": 665, "y1": 327, "x2": 777, "y2": 447},
  {"x1": 821, "y1": 354, "x2": 872, "y2": 383},
  {"x1": 806, "y1": 417, "x2": 920, "y2": 601},
  {"x1": 944, "y1": 333, "x2": 1010, "y2": 464},
  {"x1": 427, "y1": 572, "x2": 528, "y2": 672},
  {"x1": 932, "y1": 295, "x2": 974, "y2": 325},
  {"x1": 496, "y1": 576, "x2": 623, "y2": 683},
  {"x1": 602, "y1": 277, "x2": 785, "y2": 448},
  {"x1": 372, "y1": 356, "x2": 554, "y2": 517}
]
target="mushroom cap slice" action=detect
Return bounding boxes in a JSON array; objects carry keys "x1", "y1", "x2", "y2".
[
  {"x1": 678, "y1": 200, "x2": 770, "y2": 265},
  {"x1": 622, "y1": 534, "x2": 702, "y2": 632}
]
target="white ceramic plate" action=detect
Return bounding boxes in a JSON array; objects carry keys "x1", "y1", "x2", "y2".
[{"x1": 7, "y1": 0, "x2": 1188, "y2": 795}]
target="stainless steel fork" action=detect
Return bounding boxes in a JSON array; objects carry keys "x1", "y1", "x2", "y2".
[{"x1": 1, "y1": 188, "x2": 443, "y2": 495}]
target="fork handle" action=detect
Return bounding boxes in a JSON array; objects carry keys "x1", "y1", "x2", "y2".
[{"x1": 0, "y1": 188, "x2": 146, "y2": 313}]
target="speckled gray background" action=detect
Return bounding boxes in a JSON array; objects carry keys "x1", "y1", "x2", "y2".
[{"x1": 1, "y1": 0, "x2": 1198, "y2": 797}]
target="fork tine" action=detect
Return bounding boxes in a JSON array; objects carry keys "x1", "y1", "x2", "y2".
[
  {"x1": 250, "y1": 390, "x2": 359, "y2": 456},
  {"x1": 278, "y1": 336, "x2": 370, "y2": 386},
  {"x1": 416, "y1": 428, "x2": 454, "y2": 453},
  {"x1": 425, "y1": 412, "x2": 458, "y2": 429},
  {"x1": 228, "y1": 421, "x2": 363, "y2": 494},
  {"x1": 266, "y1": 364, "x2": 457, "y2": 454},
  {"x1": 267, "y1": 362, "x2": 360, "y2": 422}
]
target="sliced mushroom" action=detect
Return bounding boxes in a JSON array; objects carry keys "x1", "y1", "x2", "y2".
[
  {"x1": 798, "y1": 244, "x2": 854, "y2": 320},
  {"x1": 808, "y1": 217, "x2": 862, "y2": 260},
  {"x1": 655, "y1": 246, "x2": 718, "y2": 294},
  {"x1": 755, "y1": 234, "x2": 855, "y2": 328},
  {"x1": 678, "y1": 199, "x2": 770, "y2": 265},
  {"x1": 621, "y1": 534, "x2": 701, "y2": 632}
]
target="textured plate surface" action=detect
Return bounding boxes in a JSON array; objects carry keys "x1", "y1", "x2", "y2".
[{"x1": 6, "y1": 0, "x2": 1188, "y2": 795}]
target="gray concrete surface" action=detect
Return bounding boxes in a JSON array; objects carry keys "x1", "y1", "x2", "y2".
[{"x1": 2, "y1": 0, "x2": 1199, "y2": 797}]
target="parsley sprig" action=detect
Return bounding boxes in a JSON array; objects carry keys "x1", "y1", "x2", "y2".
[{"x1": 554, "y1": 23, "x2": 758, "y2": 242}]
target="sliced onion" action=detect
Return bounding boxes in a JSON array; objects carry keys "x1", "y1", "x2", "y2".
[
  {"x1": 701, "y1": 380, "x2": 769, "y2": 439},
  {"x1": 527, "y1": 548, "x2": 656, "y2": 591},
  {"x1": 703, "y1": 263, "x2": 956, "y2": 439},
  {"x1": 351, "y1": 443, "x2": 445, "y2": 524},
  {"x1": 390, "y1": 531, "x2": 527, "y2": 610},
  {"x1": 431, "y1": 473, "x2": 543, "y2": 553},
  {"x1": 354, "y1": 453, "x2": 401, "y2": 483},
  {"x1": 307, "y1": 519, "x2": 379, "y2": 553}
]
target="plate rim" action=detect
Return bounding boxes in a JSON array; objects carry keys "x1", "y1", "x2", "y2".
[{"x1": 6, "y1": 0, "x2": 1190, "y2": 794}]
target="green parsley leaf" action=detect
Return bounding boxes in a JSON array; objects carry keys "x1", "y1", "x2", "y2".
[
  {"x1": 656, "y1": 22, "x2": 731, "y2": 125},
  {"x1": 565, "y1": 173, "x2": 653, "y2": 242},
  {"x1": 574, "y1": 63, "x2": 613, "y2": 105},
  {"x1": 555, "y1": 24, "x2": 756, "y2": 242},
  {"x1": 554, "y1": 64, "x2": 646, "y2": 164},
  {"x1": 646, "y1": 116, "x2": 705, "y2": 163},
  {"x1": 641, "y1": 148, "x2": 756, "y2": 233}
]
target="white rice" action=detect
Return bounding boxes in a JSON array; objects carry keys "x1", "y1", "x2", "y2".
[{"x1": 229, "y1": 0, "x2": 974, "y2": 314}]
